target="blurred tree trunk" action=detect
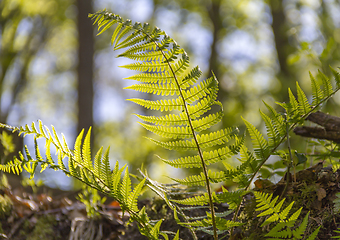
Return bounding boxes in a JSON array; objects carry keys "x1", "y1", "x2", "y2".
[
  {"x1": 206, "y1": 0, "x2": 223, "y2": 83},
  {"x1": 77, "y1": 0, "x2": 94, "y2": 144},
  {"x1": 269, "y1": 0, "x2": 295, "y2": 99}
]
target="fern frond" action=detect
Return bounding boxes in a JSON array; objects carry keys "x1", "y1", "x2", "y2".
[
  {"x1": 139, "y1": 122, "x2": 191, "y2": 139},
  {"x1": 182, "y1": 76, "x2": 217, "y2": 104},
  {"x1": 242, "y1": 118, "x2": 269, "y2": 160},
  {"x1": 172, "y1": 193, "x2": 210, "y2": 206},
  {"x1": 296, "y1": 82, "x2": 312, "y2": 115},
  {"x1": 124, "y1": 72, "x2": 174, "y2": 84},
  {"x1": 260, "y1": 110, "x2": 280, "y2": 147},
  {"x1": 192, "y1": 111, "x2": 224, "y2": 132},
  {"x1": 127, "y1": 97, "x2": 183, "y2": 112},
  {"x1": 135, "y1": 113, "x2": 188, "y2": 126},
  {"x1": 263, "y1": 102, "x2": 286, "y2": 136},
  {"x1": 196, "y1": 127, "x2": 238, "y2": 149},
  {"x1": 330, "y1": 66, "x2": 340, "y2": 89},
  {"x1": 310, "y1": 72, "x2": 324, "y2": 106},
  {"x1": 216, "y1": 189, "x2": 247, "y2": 210},
  {"x1": 179, "y1": 66, "x2": 202, "y2": 89},
  {"x1": 82, "y1": 127, "x2": 93, "y2": 170},
  {"x1": 318, "y1": 69, "x2": 333, "y2": 97},
  {"x1": 162, "y1": 143, "x2": 239, "y2": 168},
  {"x1": 128, "y1": 178, "x2": 146, "y2": 212},
  {"x1": 125, "y1": 83, "x2": 179, "y2": 96},
  {"x1": 171, "y1": 172, "x2": 206, "y2": 186},
  {"x1": 148, "y1": 138, "x2": 196, "y2": 151},
  {"x1": 0, "y1": 157, "x2": 23, "y2": 175}
]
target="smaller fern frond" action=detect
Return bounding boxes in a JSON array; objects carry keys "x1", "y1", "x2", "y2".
[
  {"x1": 128, "y1": 178, "x2": 146, "y2": 212},
  {"x1": 310, "y1": 71, "x2": 324, "y2": 106},
  {"x1": 318, "y1": 69, "x2": 333, "y2": 97},
  {"x1": 296, "y1": 82, "x2": 312, "y2": 115},
  {"x1": 255, "y1": 191, "x2": 319, "y2": 240},
  {"x1": 242, "y1": 118, "x2": 269, "y2": 160},
  {"x1": 260, "y1": 110, "x2": 280, "y2": 147},
  {"x1": 330, "y1": 66, "x2": 340, "y2": 89},
  {"x1": 0, "y1": 157, "x2": 23, "y2": 175}
]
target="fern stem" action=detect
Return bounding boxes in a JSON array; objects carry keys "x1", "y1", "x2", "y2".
[
  {"x1": 285, "y1": 114, "x2": 295, "y2": 182},
  {"x1": 143, "y1": 33, "x2": 218, "y2": 239}
]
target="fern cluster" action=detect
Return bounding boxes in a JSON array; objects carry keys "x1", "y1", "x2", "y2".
[
  {"x1": 0, "y1": 122, "x2": 179, "y2": 240},
  {"x1": 1, "y1": 9, "x2": 340, "y2": 239},
  {"x1": 254, "y1": 192, "x2": 320, "y2": 239}
]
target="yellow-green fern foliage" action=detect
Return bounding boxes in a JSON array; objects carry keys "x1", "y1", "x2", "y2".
[
  {"x1": 88, "y1": 9, "x2": 340, "y2": 239},
  {"x1": 255, "y1": 192, "x2": 320, "y2": 239},
  {"x1": 0, "y1": 122, "x2": 179, "y2": 240}
]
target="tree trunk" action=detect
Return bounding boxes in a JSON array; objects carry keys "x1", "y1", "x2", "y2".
[
  {"x1": 77, "y1": 0, "x2": 94, "y2": 144},
  {"x1": 269, "y1": 0, "x2": 296, "y2": 99}
]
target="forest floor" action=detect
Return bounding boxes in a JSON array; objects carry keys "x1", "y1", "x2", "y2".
[{"x1": 0, "y1": 162, "x2": 340, "y2": 240}]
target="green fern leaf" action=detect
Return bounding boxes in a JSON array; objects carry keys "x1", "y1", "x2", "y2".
[
  {"x1": 263, "y1": 101, "x2": 286, "y2": 136},
  {"x1": 0, "y1": 158, "x2": 23, "y2": 175},
  {"x1": 287, "y1": 88, "x2": 299, "y2": 117},
  {"x1": 128, "y1": 178, "x2": 146, "y2": 212},
  {"x1": 121, "y1": 167, "x2": 132, "y2": 208},
  {"x1": 139, "y1": 122, "x2": 191, "y2": 139},
  {"x1": 288, "y1": 207, "x2": 302, "y2": 223},
  {"x1": 307, "y1": 226, "x2": 320, "y2": 240},
  {"x1": 330, "y1": 66, "x2": 340, "y2": 89},
  {"x1": 148, "y1": 138, "x2": 196, "y2": 151},
  {"x1": 172, "y1": 193, "x2": 210, "y2": 206},
  {"x1": 94, "y1": 147, "x2": 103, "y2": 178},
  {"x1": 171, "y1": 172, "x2": 206, "y2": 186},
  {"x1": 127, "y1": 97, "x2": 183, "y2": 112},
  {"x1": 296, "y1": 82, "x2": 311, "y2": 115},
  {"x1": 102, "y1": 147, "x2": 112, "y2": 188},
  {"x1": 135, "y1": 113, "x2": 188, "y2": 126},
  {"x1": 74, "y1": 129, "x2": 84, "y2": 164},
  {"x1": 310, "y1": 72, "x2": 324, "y2": 106},
  {"x1": 260, "y1": 110, "x2": 280, "y2": 147},
  {"x1": 125, "y1": 72, "x2": 174, "y2": 84},
  {"x1": 179, "y1": 66, "x2": 202, "y2": 89},
  {"x1": 279, "y1": 201, "x2": 294, "y2": 221},
  {"x1": 121, "y1": 60, "x2": 169, "y2": 72},
  {"x1": 292, "y1": 212, "x2": 309, "y2": 239},
  {"x1": 242, "y1": 118, "x2": 269, "y2": 160},
  {"x1": 82, "y1": 127, "x2": 92, "y2": 170},
  {"x1": 150, "y1": 219, "x2": 163, "y2": 238},
  {"x1": 196, "y1": 127, "x2": 238, "y2": 149},
  {"x1": 182, "y1": 76, "x2": 217, "y2": 104},
  {"x1": 318, "y1": 69, "x2": 333, "y2": 97},
  {"x1": 192, "y1": 111, "x2": 223, "y2": 132},
  {"x1": 57, "y1": 148, "x2": 66, "y2": 171},
  {"x1": 125, "y1": 83, "x2": 179, "y2": 96}
]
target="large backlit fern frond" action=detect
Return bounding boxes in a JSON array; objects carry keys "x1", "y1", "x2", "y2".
[
  {"x1": 90, "y1": 10, "x2": 340, "y2": 238},
  {"x1": 89, "y1": 9, "x2": 245, "y2": 238},
  {"x1": 0, "y1": 121, "x2": 177, "y2": 240}
]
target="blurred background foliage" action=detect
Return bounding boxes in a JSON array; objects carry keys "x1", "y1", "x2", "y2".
[{"x1": 1, "y1": 0, "x2": 340, "y2": 189}]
